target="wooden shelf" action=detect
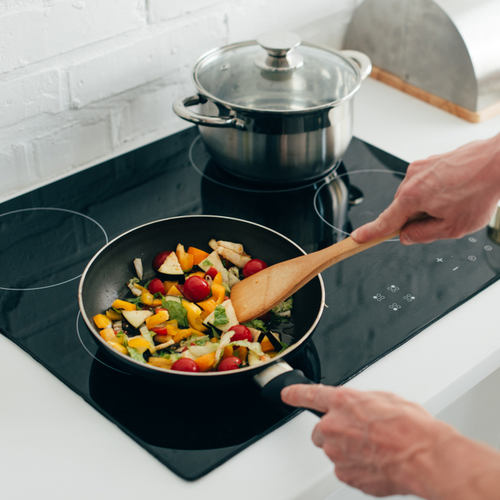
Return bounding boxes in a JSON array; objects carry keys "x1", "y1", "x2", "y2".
[{"x1": 370, "y1": 66, "x2": 500, "y2": 124}]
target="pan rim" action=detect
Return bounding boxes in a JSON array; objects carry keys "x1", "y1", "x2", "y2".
[{"x1": 78, "y1": 214, "x2": 326, "y2": 379}]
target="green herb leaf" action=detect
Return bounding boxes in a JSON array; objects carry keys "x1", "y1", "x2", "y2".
[
  {"x1": 127, "y1": 296, "x2": 143, "y2": 307},
  {"x1": 243, "y1": 319, "x2": 267, "y2": 332},
  {"x1": 162, "y1": 298, "x2": 189, "y2": 328},
  {"x1": 277, "y1": 341, "x2": 289, "y2": 354},
  {"x1": 201, "y1": 258, "x2": 213, "y2": 268}
]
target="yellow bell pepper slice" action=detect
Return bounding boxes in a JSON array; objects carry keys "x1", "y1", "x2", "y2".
[
  {"x1": 197, "y1": 297, "x2": 217, "y2": 314},
  {"x1": 188, "y1": 313, "x2": 208, "y2": 332},
  {"x1": 99, "y1": 328, "x2": 116, "y2": 342},
  {"x1": 176, "y1": 243, "x2": 195, "y2": 271},
  {"x1": 163, "y1": 281, "x2": 178, "y2": 294},
  {"x1": 148, "y1": 357, "x2": 175, "y2": 369},
  {"x1": 237, "y1": 346, "x2": 248, "y2": 363},
  {"x1": 94, "y1": 313, "x2": 112, "y2": 329},
  {"x1": 146, "y1": 310, "x2": 169, "y2": 330},
  {"x1": 182, "y1": 300, "x2": 208, "y2": 333},
  {"x1": 111, "y1": 299, "x2": 137, "y2": 311},
  {"x1": 213, "y1": 272, "x2": 223, "y2": 284},
  {"x1": 260, "y1": 336, "x2": 276, "y2": 352},
  {"x1": 186, "y1": 271, "x2": 205, "y2": 279},
  {"x1": 108, "y1": 341, "x2": 128, "y2": 355},
  {"x1": 211, "y1": 282, "x2": 226, "y2": 304},
  {"x1": 187, "y1": 246, "x2": 209, "y2": 266},
  {"x1": 105, "y1": 308, "x2": 122, "y2": 321},
  {"x1": 194, "y1": 351, "x2": 216, "y2": 372},
  {"x1": 173, "y1": 327, "x2": 203, "y2": 344},
  {"x1": 222, "y1": 345, "x2": 233, "y2": 358},
  {"x1": 141, "y1": 291, "x2": 155, "y2": 306},
  {"x1": 166, "y1": 284, "x2": 182, "y2": 296},
  {"x1": 128, "y1": 336, "x2": 151, "y2": 354}
]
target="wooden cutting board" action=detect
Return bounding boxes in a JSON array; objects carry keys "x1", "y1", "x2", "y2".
[{"x1": 370, "y1": 66, "x2": 500, "y2": 124}]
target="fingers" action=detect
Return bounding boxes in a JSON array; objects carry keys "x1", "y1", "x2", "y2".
[
  {"x1": 335, "y1": 465, "x2": 398, "y2": 497},
  {"x1": 351, "y1": 199, "x2": 415, "y2": 243},
  {"x1": 399, "y1": 217, "x2": 443, "y2": 244},
  {"x1": 281, "y1": 383, "x2": 334, "y2": 414}
]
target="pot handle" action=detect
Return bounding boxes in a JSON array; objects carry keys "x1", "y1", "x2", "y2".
[
  {"x1": 173, "y1": 95, "x2": 246, "y2": 130},
  {"x1": 341, "y1": 50, "x2": 372, "y2": 81},
  {"x1": 254, "y1": 361, "x2": 324, "y2": 417}
]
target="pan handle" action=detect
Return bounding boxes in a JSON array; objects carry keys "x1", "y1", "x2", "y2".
[
  {"x1": 254, "y1": 361, "x2": 324, "y2": 417},
  {"x1": 173, "y1": 95, "x2": 247, "y2": 130}
]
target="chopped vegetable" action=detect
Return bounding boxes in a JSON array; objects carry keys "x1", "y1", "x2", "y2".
[
  {"x1": 95, "y1": 238, "x2": 293, "y2": 372},
  {"x1": 157, "y1": 251, "x2": 184, "y2": 280},
  {"x1": 121, "y1": 309, "x2": 153, "y2": 328},
  {"x1": 133, "y1": 258, "x2": 143, "y2": 280},
  {"x1": 176, "y1": 243, "x2": 195, "y2": 271}
]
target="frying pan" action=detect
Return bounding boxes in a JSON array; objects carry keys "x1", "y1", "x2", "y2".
[{"x1": 78, "y1": 215, "x2": 325, "y2": 401}]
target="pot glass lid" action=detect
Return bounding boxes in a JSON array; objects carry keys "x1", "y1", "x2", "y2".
[{"x1": 194, "y1": 31, "x2": 360, "y2": 112}]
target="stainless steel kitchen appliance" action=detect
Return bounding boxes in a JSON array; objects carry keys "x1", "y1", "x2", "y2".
[
  {"x1": 174, "y1": 31, "x2": 371, "y2": 183},
  {"x1": 344, "y1": 0, "x2": 500, "y2": 122}
]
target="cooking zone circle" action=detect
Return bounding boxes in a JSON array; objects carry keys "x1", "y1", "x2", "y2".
[
  {"x1": 189, "y1": 135, "x2": 341, "y2": 193},
  {"x1": 314, "y1": 169, "x2": 405, "y2": 238},
  {"x1": 0, "y1": 207, "x2": 108, "y2": 291}
]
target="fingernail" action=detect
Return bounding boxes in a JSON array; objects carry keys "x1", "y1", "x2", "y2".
[
  {"x1": 351, "y1": 229, "x2": 359, "y2": 240},
  {"x1": 400, "y1": 234, "x2": 413, "y2": 245},
  {"x1": 281, "y1": 387, "x2": 290, "y2": 398}
]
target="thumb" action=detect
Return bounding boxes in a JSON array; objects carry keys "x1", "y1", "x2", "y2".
[{"x1": 351, "y1": 202, "x2": 410, "y2": 243}]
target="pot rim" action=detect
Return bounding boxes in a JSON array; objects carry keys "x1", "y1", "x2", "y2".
[{"x1": 191, "y1": 40, "x2": 366, "y2": 115}]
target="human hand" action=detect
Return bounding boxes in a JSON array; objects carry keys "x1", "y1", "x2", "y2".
[
  {"x1": 351, "y1": 133, "x2": 500, "y2": 245},
  {"x1": 281, "y1": 384, "x2": 456, "y2": 498}
]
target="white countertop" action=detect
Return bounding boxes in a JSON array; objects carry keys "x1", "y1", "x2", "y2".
[{"x1": 2, "y1": 78, "x2": 500, "y2": 500}]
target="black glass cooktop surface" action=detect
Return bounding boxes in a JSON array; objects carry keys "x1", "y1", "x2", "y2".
[{"x1": 1, "y1": 127, "x2": 500, "y2": 481}]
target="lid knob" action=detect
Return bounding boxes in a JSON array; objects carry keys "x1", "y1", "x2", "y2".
[{"x1": 254, "y1": 31, "x2": 304, "y2": 72}]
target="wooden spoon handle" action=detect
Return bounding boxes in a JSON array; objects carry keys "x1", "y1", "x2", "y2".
[
  {"x1": 231, "y1": 228, "x2": 401, "y2": 323},
  {"x1": 280, "y1": 213, "x2": 431, "y2": 287},
  {"x1": 303, "y1": 228, "x2": 401, "y2": 277}
]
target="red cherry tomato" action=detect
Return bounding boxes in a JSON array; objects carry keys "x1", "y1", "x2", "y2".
[
  {"x1": 152, "y1": 251, "x2": 171, "y2": 271},
  {"x1": 217, "y1": 356, "x2": 242, "y2": 372},
  {"x1": 228, "y1": 324, "x2": 253, "y2": 342},
  {"x1": 147, "y1": 278, "x2": 165, "y2": 295},
  {"x1": 171, "y1": 358, "x2": 200, "y2": 372},
  {"x1": 183, "y1": 275, "x2": 210, "y2": 302},
  {"x1": 242, "y1": 259, "x2": 268, "y2": 278},
  {"x1": 205, "y1": 267, "x2": 218, "y2": 280}
]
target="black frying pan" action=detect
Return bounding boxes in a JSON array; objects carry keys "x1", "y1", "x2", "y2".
[{"x1": 78, "y1": 215, "x2": 325, "y2": 401}]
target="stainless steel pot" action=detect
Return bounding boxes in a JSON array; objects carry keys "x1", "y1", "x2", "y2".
[{"x1": 173, "y1": 31, "x2": 371, "y2": 183}]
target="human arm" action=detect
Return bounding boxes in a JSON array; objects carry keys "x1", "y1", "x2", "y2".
[
  {"x1": 351, "y1": 132, "x2": 500, "y2": 245},
  {"x1": 281, "y1": 384, "x2": 500, "y2": 499}
]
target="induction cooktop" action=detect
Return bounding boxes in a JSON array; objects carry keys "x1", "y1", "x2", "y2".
[{"x1": 1, "y1": 127, "x2": 499, "y2": 480}]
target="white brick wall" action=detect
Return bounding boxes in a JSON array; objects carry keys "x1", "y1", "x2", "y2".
[{"x1": 0, "y1": 0, "x2": 361, "y2": 202}]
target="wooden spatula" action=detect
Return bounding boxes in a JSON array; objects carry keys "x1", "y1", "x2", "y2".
[{"x1": 231, "y1": 229, "x2": 400, "y2": 323}]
